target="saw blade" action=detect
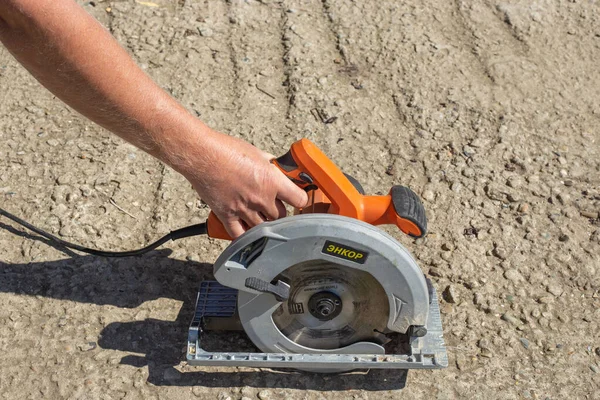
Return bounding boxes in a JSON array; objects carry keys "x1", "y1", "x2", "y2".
[{"x1": 271, "y1": 261, "x2": 390, "y2": 350}]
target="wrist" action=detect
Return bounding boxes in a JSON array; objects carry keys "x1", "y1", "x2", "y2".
[{"x1": 146, "y1": 106, "x2": 218, "y2": 180}]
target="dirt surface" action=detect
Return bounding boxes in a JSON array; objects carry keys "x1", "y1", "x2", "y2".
[{"x1": 1, "y1": 0, "x2": 599, "y2": 399}]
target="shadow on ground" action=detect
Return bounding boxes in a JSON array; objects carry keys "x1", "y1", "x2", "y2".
[{"x1": 0, "y1": 229, "x2": 407, "y2": 391}]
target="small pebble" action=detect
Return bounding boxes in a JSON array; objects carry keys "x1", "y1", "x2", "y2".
[
  {"x1": 480, "y1": 349, "x2": 493, "y2": 358},
  {"x1": 258, "y1": 390, "x2": 272, "y2": 400},
  {"x1": 504, "y1": 269, "x2": 523, "y2": 282},
  {"x1": 462, "y1": 168, "x2": 475, "y2": 178},
  {"x1": 443, "y1": 285, "x2": 459, "y2": 304},
  {"x1": 590, "y1": 364, "x2": 599, "y2": 374},
  {"x1": 217, "y1": 392, "x2": 232, "y2": 400},
  {"x1": 557, "y1": 193, "x2": 570, "y2": 205},
  {"x1": 546, "y1": 284, "x2": 563, "y2": 297},
  {"x1": 519, "y1": 338, "x2": 530, "y2": 349},
  {"x1": 198, "y1": 26, "x2": 213, "y2": 37},
  {"x1": 463, "y1": 145, "x2": 476, "y2": 156},
  {"x1": 518, "y1": 203, "x2": 530, "y2": 213},
  {"x1": 501, "y1": 313, "x2": 521, "y2": 325},
  {"x1": 581, "y1": 210, "x2": 599, "y2": 219},
  {"x1": 422, "y1": 189, "x2": 435, "y2": 202},
  {"x1": 493, "y1": 247, "x2": 508, "y2": 260},
  {"x1": 78, "y1": 342, "x2": 97, "y2": 352}
]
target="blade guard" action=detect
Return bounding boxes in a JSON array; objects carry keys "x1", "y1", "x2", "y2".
[{"x1": 207, "y1": 139, "x2": 427, "y2": 240}]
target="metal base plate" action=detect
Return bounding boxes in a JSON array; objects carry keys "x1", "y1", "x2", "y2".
[{"x1": 187, "y1": 281, "x2": 448, "y2": 371}]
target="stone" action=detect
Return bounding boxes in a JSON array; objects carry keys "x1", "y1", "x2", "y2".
[
  {"x1": 501, "y1": 313, "x2": 521, "y2": 325},
  {"x1": 518, "y1": 203, "x2": 530, "y2": 213},
  {"x1": 538, "y1": 296, "x2": 554, "y2": 304},
  {"x1": 198, "y1": 26, "x2": 214, "y2": 37},
  {"x1": 217, "y1": 392, "x2": 232, "y2": 400},
  {"x1": 547, "y1": 284, "x2": 563, "y2": 297},
  {"x1": 462, "y1": 168, "x2": 475, "y2": 178},
  {"x1": 519, "y1": 338, "x2": 530, "y2": 349},
  {"x1": 470, "y1": 138, "x2": 488, "y2": 148},
  {"x1": 493, "y1": 247, "x2": 508, "y2": 260},
  {"x1": 504, "y1": 269, "x2": 523, "y2": 282},
  {"x1": 463, "y1": 145, "x2": 476, "y2": 156},
  {"x1": 480, "y1": 349, "x2": 493, "y2": 358},
  {"x1": 581, "y1": 210, "x2": 599, "y2": 219},
  {"x1": 443, "y1": 285, "x2": 459, "y2": 304},
  {"x1": 258, "y1": 390, "x2": 272, "y2": 400},
  {"x1": 507, "y1": 176, "x2": 523, "y2": 188},
  {"x1": 77, "y1": 342, "x2": 97, "y2": 352},
  {"x1": 441, "y1": 243, "x2": 453, "y2": 251},
  {"x1": 422, "y1": 189, "x2": 435, "y2": 201}
]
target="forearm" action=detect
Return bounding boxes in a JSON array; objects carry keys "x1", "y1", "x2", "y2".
[
  {"x1": 0, "y1": 0, "x2": 209, "y2": 175},
  {"x1": 0, "y1": 0, "x2": 309, "y2": 238}
]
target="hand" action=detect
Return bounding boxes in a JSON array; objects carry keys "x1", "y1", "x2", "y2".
[{"x1": 182, "y1": 130, "x2": 309, "y2": 238}]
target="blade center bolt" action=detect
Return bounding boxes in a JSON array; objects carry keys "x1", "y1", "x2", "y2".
[{"x1": 308, "y1": 291, "x2": 343, "y2": 321}]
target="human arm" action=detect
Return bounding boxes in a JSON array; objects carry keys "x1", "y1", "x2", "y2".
[{"x1": 0, "y1": 0, "x2": 307, "y2": 237}]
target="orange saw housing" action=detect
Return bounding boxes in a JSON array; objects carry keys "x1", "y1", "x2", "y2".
[{"x1": 207, "y1": 139, "x2": 426, "y2": 241}]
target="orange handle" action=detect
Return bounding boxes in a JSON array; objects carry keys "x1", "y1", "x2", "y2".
[
  {"x1": 207, "y1": 212, "x2": 232, "y2": 240},
  {"x1": 272, "y1": 139, "x2": 426, "y2": 237}
]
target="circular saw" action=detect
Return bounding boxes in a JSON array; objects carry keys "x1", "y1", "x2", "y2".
[{"x1": 187, "y1": 139, "x2": 447, "y2": 373}]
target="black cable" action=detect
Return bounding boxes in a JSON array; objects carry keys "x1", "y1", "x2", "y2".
[{"x1": 0, "y1": 207, "x2": 207, "y2": 257}]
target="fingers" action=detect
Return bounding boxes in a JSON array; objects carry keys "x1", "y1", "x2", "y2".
[
  {"x1": 275, "y1": 199, "x2": 287, "y2": 219},
  {"x1": 262, "y1": 199, "x2": 287, "y2": 220},
  {"x1": 224, "y1": 219, "x2": 246, "y2": 239},
  {"x1": 241, "y1": 209, "x2": 266, "y2": 228},
  {"x1": 274, "y1": 167, "x2": 309, "y2": 209}
]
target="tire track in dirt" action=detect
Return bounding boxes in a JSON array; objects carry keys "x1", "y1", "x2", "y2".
[
  {"x1": 322, "y1": 0, "x2": 425, "y2": 190},
  {"x1": 282, "y1": 0, "x2": 413, "y2": 200},
  {"x1": 226, "y1": 0, "x2": 293, "y2": 153}
]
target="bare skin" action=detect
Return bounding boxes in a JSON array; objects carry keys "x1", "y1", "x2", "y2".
[{"x1": 0, "y1": 0, "x2": 308, "y2": 238}]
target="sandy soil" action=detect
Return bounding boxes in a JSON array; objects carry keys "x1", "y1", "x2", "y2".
[{"x1": 1, "y1": 0, "x2": 599, "y2": 399}]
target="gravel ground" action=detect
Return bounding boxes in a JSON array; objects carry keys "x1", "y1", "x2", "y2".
[{"x1": 1, "y1": 0, "x2": 599, "y2": 399}]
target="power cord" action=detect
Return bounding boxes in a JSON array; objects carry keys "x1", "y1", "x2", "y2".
[{"x1": 0, "y1": 207, "x2": 207, "y2": 257}]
